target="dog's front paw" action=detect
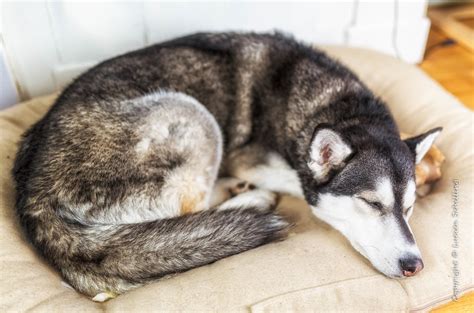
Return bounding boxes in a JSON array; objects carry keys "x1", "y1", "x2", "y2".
[
  {"x1": 217, "y1": 188, "x2": 279, "y2": 212},
  {"x1": 228, "y1": 180, "x2": 256, "y2": 197},
  {"x1": 92, "y1": 291, "x2": 117, "y2": 302}
]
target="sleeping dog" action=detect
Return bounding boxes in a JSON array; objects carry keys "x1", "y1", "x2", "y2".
[{"x1": 13, "y1": 32, "x2": 441, "y2": 301}]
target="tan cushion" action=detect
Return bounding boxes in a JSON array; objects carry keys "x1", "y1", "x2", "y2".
[{"x1": 0, "y1": 46, "x2": 472, "y2": 312}]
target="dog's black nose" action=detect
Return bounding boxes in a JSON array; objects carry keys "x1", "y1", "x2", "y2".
[{"x1": 400, "y1": 257, "x2": 424, "y2": 277}]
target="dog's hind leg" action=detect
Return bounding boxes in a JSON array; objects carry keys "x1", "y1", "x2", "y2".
[
  {"x1": 123, "y1": 92, "x2": 225, "y2": 218},
  {"x1": 58, "y1": 92, "x2": 224, "y2": 226}
]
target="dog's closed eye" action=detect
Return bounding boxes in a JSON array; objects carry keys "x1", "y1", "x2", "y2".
[{"x1": 358, "y1": 197, "x2": 384, "y2": 210}]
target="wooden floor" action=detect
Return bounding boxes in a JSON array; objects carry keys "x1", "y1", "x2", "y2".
[
  {"x1": 420, "y1": 26, "x2": 474, "y2": 110},
  {"x1": 432, "y1": 292, "x2": 474, "y2": 313},
  {"x1": 419, "y1": 14, "x2": 474, "y2": 313}
]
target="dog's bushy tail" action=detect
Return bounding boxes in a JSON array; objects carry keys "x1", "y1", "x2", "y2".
[{"x1": 19, "y1": 200, "x2": 289, "y2": 299}]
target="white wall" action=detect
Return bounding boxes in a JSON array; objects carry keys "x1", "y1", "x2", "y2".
[
  {"x1": 0, "y1": 43, "x2": 19, "y2": 109},
  {"x1": 1, "y1": 0, "x2": 430, "y2": 106}
]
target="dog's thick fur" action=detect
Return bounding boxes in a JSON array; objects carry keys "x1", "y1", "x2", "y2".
[{"x1": 13, "y1": 32, "x2": 440, "y2": 300}]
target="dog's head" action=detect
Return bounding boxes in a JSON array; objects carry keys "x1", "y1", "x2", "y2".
[{"x1": 301, "y1": 126, "x2": 442, "y2": 278}]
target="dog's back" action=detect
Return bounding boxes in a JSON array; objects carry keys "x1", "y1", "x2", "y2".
[{"x1": 50, "y1": 32, "x2": 363, "y2": 149}]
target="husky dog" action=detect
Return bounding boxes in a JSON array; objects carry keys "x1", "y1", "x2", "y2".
[{"x1": 13, "y1": 32, "x2": 441, "y2": 301}]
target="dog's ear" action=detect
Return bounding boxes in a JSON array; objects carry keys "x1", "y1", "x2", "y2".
[
  {"x1": 404, "y1": 127, "x2": 442, "y2": 164},
  {"x1": 308, "y1": 128, "x2": 352, "y2": 183}
]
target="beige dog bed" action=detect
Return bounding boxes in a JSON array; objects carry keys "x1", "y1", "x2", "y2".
[{"x1": 0, "y1": 46, "x2": 472, "y2": 312}]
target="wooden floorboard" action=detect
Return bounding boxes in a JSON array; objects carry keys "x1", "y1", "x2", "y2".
[
  {"x1": 419, "y1": 26, "x2": 474, "y2": 110},
  {"x1": 431, "y1": 292, "x2": 474, "y2": 313}
]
